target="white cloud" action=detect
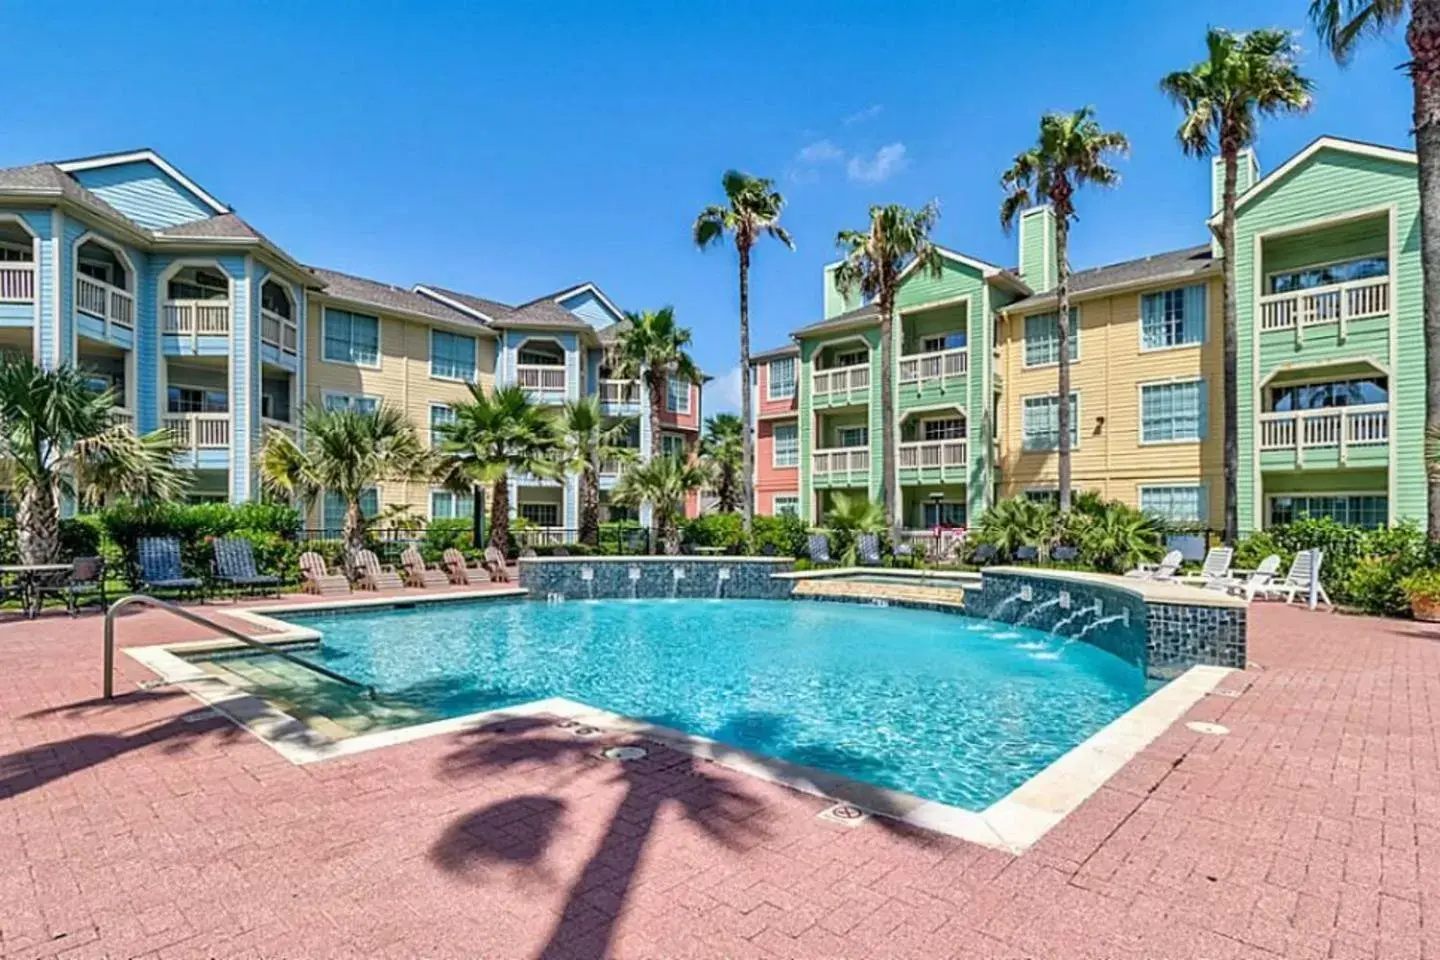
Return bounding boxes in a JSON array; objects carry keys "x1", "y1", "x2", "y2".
[
  {"x1": 795, "y1": 139, "x2": 844, "y2": 165},
  {"x1": 702, "y1": 365, "x2": 744, "y2": 417},
  {"x1": 846, "y1": 143, "x2": 908, "y2": 183},
  {"x1": 842, "y1": 104, "x2": 884, "y2": 126}
]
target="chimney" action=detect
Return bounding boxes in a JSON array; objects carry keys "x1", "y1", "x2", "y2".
[
  {"x1": 1211, "y1": 149, "x2": 1260, "y2": 254},
  {"x1": 822, "y1": 262, "x2": 862, "y2": 319},
  {"x1": 1017, "y1": 205, "x2": 1057, "y2": 292}
]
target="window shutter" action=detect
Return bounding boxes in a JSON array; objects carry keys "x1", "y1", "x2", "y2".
[
  {"x1": 1140, "y1": 293, "x2": 1161, "y2": 349},
  {"x1": 1198, "y1": 380, "x2": 1209, "y2": 439},
  {"x1": 1184, "y1": 285, "x2": 1207, "y2": 344}
]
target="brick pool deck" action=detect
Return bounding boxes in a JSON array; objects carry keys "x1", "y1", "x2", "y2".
[{"x1": 1, "y1": 595, "x2": 1437, "y2": 959}]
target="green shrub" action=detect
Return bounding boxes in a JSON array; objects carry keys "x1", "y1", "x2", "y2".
[
  {"x1": 1239, "y1": 519, "x2": 1430, "y2": 615},
  {"x1": 1400, "y1": 569, "x2": 1440, "y2": 606},
  {"x1": 683, "y1": 513, "x2": 744, "y2": 551},
  {"x1": 60, "y1": 514, "x2": 105, "y2": 560},
  {"x1": 969, "y1": 497, "x2": 1059, "y2": 561},
  {"x1": 1068, "y1": 501, "x2": 1165, "y2": 574},
  {"x1": 750, "y1": 514, "x2": 808, "y2": 558},
  {"x1": 1233, "y1": 529, "x2": 1286, "y2": 571},
  {"x1": 1345, "y1": 557, "x2": 1412, "y2": 617},
  {"x1": 422, "y1": 518, "x2": 473, "y2": 562},
  {"x1": 229, "y1": 501, "x2": 301, "y2": 536}
]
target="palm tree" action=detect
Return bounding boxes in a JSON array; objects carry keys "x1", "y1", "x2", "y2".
[
  {"x1": 556, "y1": 397, "x2": 636, "y2": 547},
  {"x1": 700, "y1": 413, "x2": 744, "y2": 512},
  {"x1": 613, "y1": 455, "x2": 706, "y2": 555},
  {"x1": 1161, "y1": 29, "x2": 1312, "y2": 544},
  {"x1": 433, "y1": 385, "x2": 560, "y2": 554},
  {"x1": 1310, "y1": 0, "x2": 1440, "y2": 539},
  {"x1": 1000, "y1": 108, "x2": 1130, "y2": 513},
  {"x1": 694, "y1": 171, "x2": 794, "y2": 535},
  {"x1": 258, "y1": 404, "x2": 433, "y2": 561},
  {"x1": 823, "y1": 491, "x2": 888, "y2": 565},
  {"x1": 832, "y1": 204, "x2": 943, "y2": 541},
  {"x1": 612, "y1": 307, "x2": 701, "y2": 457},
  {"x1": 0, "y1": 356, "x2": 187, "y2": 563}
]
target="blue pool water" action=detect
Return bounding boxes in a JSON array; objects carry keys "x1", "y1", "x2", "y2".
[{"x1": 273, "y1": 599, "x2": 1154, "y2": 811}]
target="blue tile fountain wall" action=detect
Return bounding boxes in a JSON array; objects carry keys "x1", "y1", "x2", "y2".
[{"x1": 518, "y1": 558, "x2": 796, "y2": 601}]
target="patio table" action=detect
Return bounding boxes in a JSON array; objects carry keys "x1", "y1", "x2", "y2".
[{"x1": 0, "y1": 563, "x2": 76, "y2": 619}]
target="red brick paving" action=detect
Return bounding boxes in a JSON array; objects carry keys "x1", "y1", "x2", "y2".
[{"x1": 1, "y1": 598, "x2": 1437, "y2": 959}]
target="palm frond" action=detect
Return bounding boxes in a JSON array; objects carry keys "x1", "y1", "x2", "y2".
[{"x1": 1310, "y1": 0, "x2": 1406, "y2": 64}]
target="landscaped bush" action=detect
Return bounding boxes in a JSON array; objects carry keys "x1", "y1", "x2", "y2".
[
  {"x1": 967, "y1": 494, "x2": 1163, "y2": 573},
  {"x1": 749, "y1": 514, "x2": 808, "y2": 558},
  {"x1": 968, "y1": 497, "x2": 1058, "y2": 562},
  {"x1": 97, "y1": 501, "x2": 305, "y2": 587},
  {"x1": 682, "y1": 513, "x2": 744, "y2": 552},
  {"x1": 422, "y1": 518, "x2": 474, "y2": 562}
]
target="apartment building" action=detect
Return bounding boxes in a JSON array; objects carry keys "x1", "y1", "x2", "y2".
[
  {"x1": 0, "y1": 148, "x2": 702, "y2": 533},
  {"x1": 751, "y1": 343, "x2": 800, "y2": 517},
  {"x1": 753, "y1": 136, "x2": 1422, "y2": 534}
]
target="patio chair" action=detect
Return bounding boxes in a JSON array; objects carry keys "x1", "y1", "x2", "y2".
[
  {"x1": 552, "y1": 546, "x2": 570, "y2": 558},
  {"x1": 1051, "y1": 545, "x2": 1080, "y2": 564},
  {"x1": 137, "y1": 537, "x2": 203, "y2": 602},
  {"x1": 856, "y1": 533, "x2": 882, "y2": 567},
  {"x1": 1207, "y1": 554, "x2": 1281, "y2": 602},
  {"x1": 806, "y1": 533, "x2": 834, "y2": 567},
  {"x1": 483, "y1": 546, "x2": 511, "y2": 583},
  {"x1": 33, "y1": 556, "x2": 108, "y2": 616},
  {"x1": 299, "y1": 552, "x2": 350, "y2": 596},
  {"x1": 443, "y1": 548, "x2": 488, "y2": 585},
  {"x1": 1014, "y1": 545, "x2": 1039, "y2": 564},
  {"x1": 971, "y1": 544, "x2": 998, "y2": 566},
  {"x1": 352, "y1": 548, "x2": 404, "y2": 592},
  {"x1": 519, "y1": 547, "x2": 537, "y2": 559},
  {"x1": 1198, "y1": 546, "x2": 1235, "y2": 586},
  {"x1": 1126, "y1": 550, "x2": 1184, "y2": 581},
  {"x1": 400, "y1": 546, "x2": 449, "y2": 589},
  {"x1": 1259, "y1": 550, "x2": 1333, "y2": 608},
  {"x1": 212, "y1": 538, "x2": 283, "y2": 598}
]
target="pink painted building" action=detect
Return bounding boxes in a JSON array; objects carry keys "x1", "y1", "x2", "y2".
[
  {"x1": 751, "y1": 345, "x2": 800, "y2": 517},
  {"x1": 657, "y1": 374, "x2": 705, "y2": 518}
]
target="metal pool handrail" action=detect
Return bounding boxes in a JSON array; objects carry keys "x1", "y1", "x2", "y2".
[{"x1": 103, "y1": 594, "x2": 375, "y2": 700}]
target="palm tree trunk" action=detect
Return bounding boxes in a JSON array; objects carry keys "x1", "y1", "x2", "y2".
[
  {"x1": 489, "y1": 476, "x2": 511, "y2": 554},
  {"x1": 738, "y1": 243, "x2": 755, "y2": 537},
  {"x1": 1411, "y1": 0, "x2": 1440, "y2": 540},
  {"x1": 342, "y1": 499, "x2": 368, "y2": 565},
  {"x1": 879, "y1": 288, "x2": 899, "y2": 541},
  {"x1": 16, "y1": 483, "x2": 59, "y2": 565},
  {"x1": 1055, "y1": 216, "x2": 1073, "y2": 513},
  {"x1": 579, "y1": 468, "x2": 600, "y2": 547},
  {"x1": 1221, "y1": 145, "x2": 1240, "y2": 544},
  {"x1": 646, "y1": 371, "x2": 665, "y2": 544}
]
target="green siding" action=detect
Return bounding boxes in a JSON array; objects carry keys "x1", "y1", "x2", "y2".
[
  {"x1": 1018, "y1": 207, "x2": 1056, "y2": 291},
  {"x1": 1262, "y1": 468, "x2": 1387, "y2": 494},
  {"x1": 1262, "y1": 216, "x2": 1387, "y2": 277}
]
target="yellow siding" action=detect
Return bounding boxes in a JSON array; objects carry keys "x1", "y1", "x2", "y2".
[
  {"x1": 995, "y1": 276, "x2": 1224, "y2": 523},
  {"x1": 303, "y1": 294, "x2": 496, "y2": 526}
]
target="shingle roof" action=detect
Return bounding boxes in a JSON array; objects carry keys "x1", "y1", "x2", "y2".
[
  {"x1": 751, "y1": 343, "x2": 800, "y2": 362},
  {"x1": 152, "y1": 212, "x2": 264, "y2": 241},
  {"x1": 494, "y1": 298, "x2": 592, "y2": 330},
  {"x1": 306, "y1": 266, "x2": 489, "y2": 328},
  {"x1": 413, "y1": 284, "x2": 513, "y2": 322},
  {"x1": 791, "y1": 302, "x2": 880, "y2": 337},
  {"x1": 0, "y1": 162, "x2": 135, "y2": 226},
  {"x1": 1005, "y1": 244, "x2": 1218, "y2": 312},
  {"x1": 596, "y1": 318, "x2": 630, "y2": 343}
]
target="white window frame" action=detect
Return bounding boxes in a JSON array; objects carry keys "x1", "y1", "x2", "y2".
[
  {"x1": 166, "y1": 382, "x2": 229, "y2": 414},
  {"x1": 322, "y1": 307, "x2": 382, "y2": 369},
  {"x1": 665, "y1": 377, "x2": 692, "y2": 414},
  {"x1": 1138, "y1": 377, "x2": 1205, "y2": 446},
  {"x1": 772, "y1": 494, "x2": 800, "y2": 517},
  {"x1": 321, "y1": 390, "x2": 380, "y2": 414},
  {"x1": 771, "y1": 421, "x2": 799, "y2": 468},
  {"x1": 1138, "y1": 483, "x2": 1207, "y2": 525},
  {"x1": 1266, "y1": 492, "x2": 1389, "y2": 530},
  {"x1": 920, "y1": 416, "x2": 965, "y2": 441},
  {"x1": 766, "y1": 358, "x2": 796, "y2": 401},
  {"x1": 837, "y1": 425, "x2": 869, "y2": 448},
  {"x1": 518, "y1": 502, "x2": 561, "y2": 528},
  {"x1": 660, "y1": 432, "x2": 687, "y2": 458},
  {"x1": 429, "y1": 328, "x2": 478, "y2": 383},
  {"x1": 429, "y1": 402, "x2": 457, "y2": 449},
  {"x1": 1022, "y1": 309, "x2": 1080, "y2": 369},
  {"x1": 429, "y1": 488, "x2": 475, "y2": 521},
  {"x1": 1020, "y1": 392, "x2": 1080, "y2": 452},
  {"x1": 322, "y1": 486, "x2": 380, "y2": 533},
  {"x1": 1138, "y1": 286, "x2": 1205, "y2": 353},
  {"x1": 1264, "y1": 253, "x2": 1390, "y2": 296},
  {"x1": 834, "y1": 349, "x2": 868, "y2": 368}
]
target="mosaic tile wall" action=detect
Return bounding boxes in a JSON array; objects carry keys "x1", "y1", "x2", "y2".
[{"x1": 519, "y1": 558, "x2": 796, "y2": 601}]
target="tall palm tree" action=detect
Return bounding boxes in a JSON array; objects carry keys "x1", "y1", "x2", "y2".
[
  {"x1": 0, "y1": 356, "x2": 187, "y2": 563},
  {"x1": 1000, "y1": 108, "x2": 1130, "y2": 513},
  {"x1": 832, "y1": 203, "x2": 943, "y2": 541},
  {"x1": 612, "y1": 306, "x2": 701, "y2": 460},
  {"x1": 434, "y1": 385, "x2": 560, "y2": 554},
  {"x1": 1161, "y1": 29, "x2": 1312, "y2": 544},
  {"x1": 555, "y1": 396, "x2": 636, "y2": 547},
  {"x1": 694, "y1": 171, "x2": 794, "y2": 534},
  {"x1": 700, "y1": 413, "x2": 744, "y2": 513},
  {"x1": 258, "y1": 404, "x2": 433, "y2": 561},
  {"x1": 613, "y1": 455, "x2": 706, "y2": 555},
  {"x1": 1310, "y1": 0, "x2": 1440, "y2": 539}
]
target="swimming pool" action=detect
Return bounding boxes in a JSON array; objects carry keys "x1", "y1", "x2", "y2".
[{"x1": 237, "y1": 598, "x2": 1156, "y2": 811}]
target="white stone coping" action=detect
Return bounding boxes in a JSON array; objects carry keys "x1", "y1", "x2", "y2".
[
  {"x1": 773, "y1": 567, "x2": 980, "y2": 586},
  {"x1": 125, "y1": 602, "x2": 1231, "y2": 853},
  {"x1": 518, "y1": 555, "x2": 793, "y2": 564},
  {"x1": 983, "y1": 566, "x2": 1247, "y2": 609}
]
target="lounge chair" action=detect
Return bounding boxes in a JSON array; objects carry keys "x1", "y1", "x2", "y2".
[
  {"x1": 299, "y1": 552, "x2": 350, "y2": 596},
  {"x1": 1207, "y1": 554, "x2": 1281, "y2": 602},
  {"x1": 1259, "y1": 549, "x2": 1333, "y2": 608},
  {"x1": 483, "y1": 546, "x2": 511, "y2": 583},
  {"x1": 1052, "y1": 545, "x2": 1080, "y2": 564},
  {"x1": 352, "y1": 549, "x2": 404, "y2": 591},
  {"x1": 212, "y1": 538, "x2": 283, "y2": 598},
  {"x1": 807, "y1": 533, "x2": 834, "y2": 567},
  {"x1": 1014, "y1": 545, "x2": 1039, "y2": 564},
  {"x1": 443, "y1": 548, "x2": 488, "y2": 585},
  {"x1": 34, "y1": 556, "x2": 108, "y2": 616},
  {"x1": 1126, "y1": 549, "x2": 1183, "y2": 581},
  {"x1": 1198, "y1": 546, "x2": 1234, "y2": 585},
  {"x1": 856, "y1": 533, "x2": 882, "y2": 567},
  {"x1": 401, "y1": 546, "x2": 449, "y2": 588},
  {"x1": 971, "y1": 543, "x2": 998, "y2": 566},
  {"x1": 137, "y1": 537, "x2": 203, "y2": 602}
]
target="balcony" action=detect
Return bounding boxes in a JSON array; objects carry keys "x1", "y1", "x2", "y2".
[
  {"x1": 517, "y1": 363, "x2": 567, "y2": 395},
  {"x1": 811, "y1": 445, "x2": 870, "y2": 487},
  {"x1": 163, "y1": 299, "x2": 231, "y2": 352},
  {"x1": 811, "y1": 366, "x2": 869, "y2": 407},
  {"x1": 1258, "y1": 276, "x2": 1389, "y2": 342},
  {"x1": 110, "y1": 408, "x2": 134, "y2": 431},
  {"x1": 898, "y1": 439, "x2": 968, "y2": 479},
  {"x1": 261, "y1": 417, "x2": 298, "y2": 444},
  {"x1": 599, "y1": 379, "x2": 640, "y2": 406},
  {"x1": 164, "y1": 412, "x2": 231, "y2": 453},
  {"x1": 260, "y1": 309, "x2": 298, "y2": 356},
  {"x1": 1258, "y1": 404, "x2": 1389, "y2": 468},
  {"x1": 0, "y1": 263, "x2": 34, "y2": 303},
  {"x1": 898, "y1": 347, "x2": 968, "y2": 385},
  {"x1": 76, "y1": 275, "x2": 134, "y2": 331}
]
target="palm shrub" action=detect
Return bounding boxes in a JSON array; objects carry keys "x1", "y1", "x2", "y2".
[
  {"x1": 556, "y1": 397, "x2": 636, "y2": 547},
  {"x1": 969, "y1": 497, "x2": 1059, "y2": 561},
  {"x1": 700, "y1": 413, "x2": 744, "y2": 513},
  {"x1": 823, "y1": 491, "x2": 888, "y2": 565},
  {"x1": 613, "y1": 455, "x2": 705, "y2": 555},
  {"x1": 1069, "y1": 501, "x2": 1165, "y2": 574},
  {"x1": 612, "y1": 307, "x2": 700, "y2": 455}
]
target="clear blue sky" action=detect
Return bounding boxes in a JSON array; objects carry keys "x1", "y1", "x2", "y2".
[{"x1": 0, "y1": 0, "x2": 1414, "y2": 412}]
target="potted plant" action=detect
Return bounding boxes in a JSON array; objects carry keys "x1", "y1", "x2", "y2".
[{"x1": 1400, "y1": 570, "x2": 1440, "y2": 622}]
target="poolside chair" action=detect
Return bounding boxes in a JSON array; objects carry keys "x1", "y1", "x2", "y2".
[
  {"x1": 443, "y1": 548, "x2": 488, "y2": 585},
  {"x1": 1051, "y1": 545, "x2": 1080, "y2": 564},
  {"x1": 1208, "y1": 554, "x2": 1281, "y2": 602},
  {"x1": 1014, "y1": 545, "x2": 1039, "y2": 564},
  {"x1": 1197, "y1": 546, "x2": 1235, "y2": 586},
  {"x1": 1260, "y1": 550, "x2": 1333, "y2": 608},
  {"x1": 351, "y1": 548, "x2": 404, "y2": 592},
  {"x1": 299, "y1": 552, "x2": 350, "y2": 596},
  {"x1": 856, "y1": 533, "x2": 882, "y2": 567},
  {"x1": 971, "y1": 544, "x2": 998, "y2": 566},
  {"x1": 212, "y1": 538, "x2": 283, "y2": 598},
  {"x1": 1126, "y1": 550, "x2": 1183, "y2": 581},
  {"x1": 401, "y1": 546, "x2": 449, "y2": 589},
  {"x1": 137, "y1": 537, "x2": 203, "y2": 602},
  {"x1": 552, "y1": 545, "x2": 569, "y2": 558},
  {"x1": 33, "y1": 556, "x2": 108, "y2": 616},
  {"x1": 483, "y1": 546, "x2": 511, "y2": 583},
  {"x1": 806, "y1": 533, "x2": 834, "y2": 567},
  {"x1": 519, "y1": 547, "x2": 537, "y2": 560}
]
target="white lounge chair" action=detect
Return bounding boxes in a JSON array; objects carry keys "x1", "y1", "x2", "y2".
[
  {"x1": 1181, "y1": 546, "x2": 1234, "y2": 587},
  {"x1": 1207, "y1": 554, "x2": 1281, "y2": 602},
  {"x1": 1126, "y1": 549, "x2": 1183, "y2": 581},
  {"x1": 1259, "y1": 549, "x2": 1332, "y2": 608}
]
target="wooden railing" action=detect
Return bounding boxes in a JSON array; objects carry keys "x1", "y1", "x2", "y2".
[
  {"x1": 1258, "y1": 403, "x2": 1389, "y2": 464},
  {"x1": 163, "y1": 299, "x2": 230, "y2": 340},
  {"x1": 599, "y1": 379, "x2": 640, "y2": 404},
  {"x1": 811, "y1": 445, "x2": 870, "y2": 478},
  {"x1": 76, "y1": 275, "x2": 135, "y2": 330},
  {"x1": 812, "y1": 365, "x2": 869, "y2": 401},
  {"x1": 1258, "y1": 276, "x2": 1389, "y2": 341},
  {"x1": 260, "y1": 308, "x2": 298, "y2": 355},
  {"x1": 517, "y1": 364, "x2": 567, "y2": 392},
  {"x1": 163, "y1": 412, "x2": 231, "y2": 452},
  {"x1": 898, "y1": 347, "x2": 968, "y2": 384},
  {"x1": 898, "y1": 439, "x2": 968, "y2": 471},
  {"x1": 110, "y1": 407, "x2": 134, "y2": 431},
  {"x1": 0, "y1": 263, "x2": 35, "y2": 302}
]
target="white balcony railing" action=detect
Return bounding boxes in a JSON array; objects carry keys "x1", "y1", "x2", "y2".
[
  {"x1": 163, "y1": 300, "x2": 231, "y2": 344},
  {"x1": 260, "y1": 308, "x2": 298, "y2": 355},
  {"x1": 898, "y1": 347, "x2": 968, "y2": 384},
  {"x1": 261, "y1": 417, "x2": 298, "y2": 443},
  {"x1": 1258, "y1": 276, "x2": 1389, "y2": 341},
  {"x1": 812, "y1": 365, "x2": 869, "y2": 402},
  {"x1": 0, "y1": 263, "x2": 35, "y2": 302},
  {"x1": 898, "y1": 439, "x2": 968, "y2": 471},
  {"x1": 110, "y1": 407, "x2": 134, "y2": 431},
  {"x1": 163, "y1": 412, "x2": 231, "y2": 452},
  {"x1": 517, "y1": 363, "x2": 567, "y2": 392},
  {"x1": 1258, "y1": 403, "x2": 1389, "y2": 464},
  {"x1": 76, "y1": 275, "x2": 134, "y2": 330},
  {"x1": 811, "y1": 445, "x2": 870, "y2": 478},
  {"x1": 599, "y1": 379, "x2": 640, "y2": 404}
]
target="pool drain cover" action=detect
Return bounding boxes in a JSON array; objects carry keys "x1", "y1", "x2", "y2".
[
  {"x1": 1186, "y1": 721, "x2": 1230, "y2": 736},
  {"x1": 599, "y1": 745, "x2": 648, "y2": 762},
  {"x1": 818, "y1": 803, "x2": 870, "y2": 827}
]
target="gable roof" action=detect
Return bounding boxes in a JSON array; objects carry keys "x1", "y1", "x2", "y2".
[
  {"x1": 547, "y1": 281, "x2": 627, "y2": 325},
  {"x1": 56, "y1": 148, "x2": 229, "y2": 215},
  {"x1": 751, "y1": 343, "x2": 800, "y2": 362},
  {"x1": 497, "y1": 298, "x2": 593, "y2": 330},
  {"x1": 413, "y1": 284, "x2": 513, "y2": 323},
  {"x1": 1208, "y1": 136, "x2": 1417, "y2": 227},
  {"x1": 1004, "y1": 244, "x2": 1217, "y2": 313},
  {"x1": 307, "y1": 266, "x2": 492, "y2": 331},
  {"x1": 791, "y1": 302, "x2": 879, "y2": 337},
  {"x1": 0, "y1": 162, "x2": 137, "y2": 227},
  {"x1": 152, "y1": 212, "x2": 265, "y2": 241}
]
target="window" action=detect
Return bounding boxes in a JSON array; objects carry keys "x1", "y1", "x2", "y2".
[
  {"x1": 1269, "y1": 495, "x2": 1387, "y2": 529},
  {"x1": 835, "y1": 349, "x2": 867, "y2": 368},
  {"x1": 167, "y1": 385, "x2": 227, "y2": 414},
  {"x1": 430, "y1": 489, "x2": 475, "y2": 520},
  {"x1": 323, "y1": 308, "x2": 380, "y2": 366},
  {"x1": 0, "y1": 243, "x2": 32, "y2": 263},
  {"x1": 519, "y1": 503, "x2": 560, "y2": 527},
  {"x1": 261, "y1": 282, "x2": 292, "y2": 318},
  {"x1": 430, "y1": 404, "x2": 456, "y2": 448},
  {"x1": 772, "y1": 422, "x2": 799, "y2": 467},
  {"x1": 78, "y1": 260, "x2": 115, "y2": 285},
  {"x1": 428, "y1": 330, "x2": 476, "y2": 381},
  {"x1": 0, "y1": 489, "x2": 14, "y2": 519},
  {"x1": 1023, "y1": 488, "x2": 1059, "y2": 504},
  {"x1": 1269, "y1": 377, "x2": 1387, "y2": 412},
  {"x1": 1023, "y1": 310, "x2": 1079, "y2": 367},
  {"x1": 1140, "y1": 486, "x2": 1206, "y2": 524},
  {"x1": 666, "y1": 378, "x2": 691, "y2": 413},
  {"x1": 767, "y1": 358, "x2": 796, "y2": 400},
  {"x1": 922, "y1": 501, "x2": 966, "y2": 528},
  {"x1": 1141, "y1": 380, "x2": 1206, "y2": 443},
  {"x1": 323, "y1": 488, "x2": 378, "y2": 534},
  {"x1": 167, "y1": 268, "x2": 228, "y2": 301},
  {"x1": 773, "y1": 494, "x2": 800, "y2": 517},
  {"x1": 323, "y1": 393, "x2": 378, "y2": 414},
  {"x1": 1268, "y1": 256, "x2": 1388, "y2": 295},
  {"x1": 518, "y1": 346, "x2": 563, "y2": 365},
  {"x1": 1141, "y1": 285, "x2": 1206, "y2": 350},
  {"x1": 922, "y1": 418, "x2": 965, "y2": 441},
  {"x1": 838, "y1": 425, "x2": 868, "y2": 448},
  {"x1": 1021, "y1": 394, "x2": 1078, "y2": 451},
  {"x1": 660, "y1": 433, "x2": 686, "y2": 458},
  {"x1": 920, "y1": 331, "x2": 967, "y2": 353}
]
